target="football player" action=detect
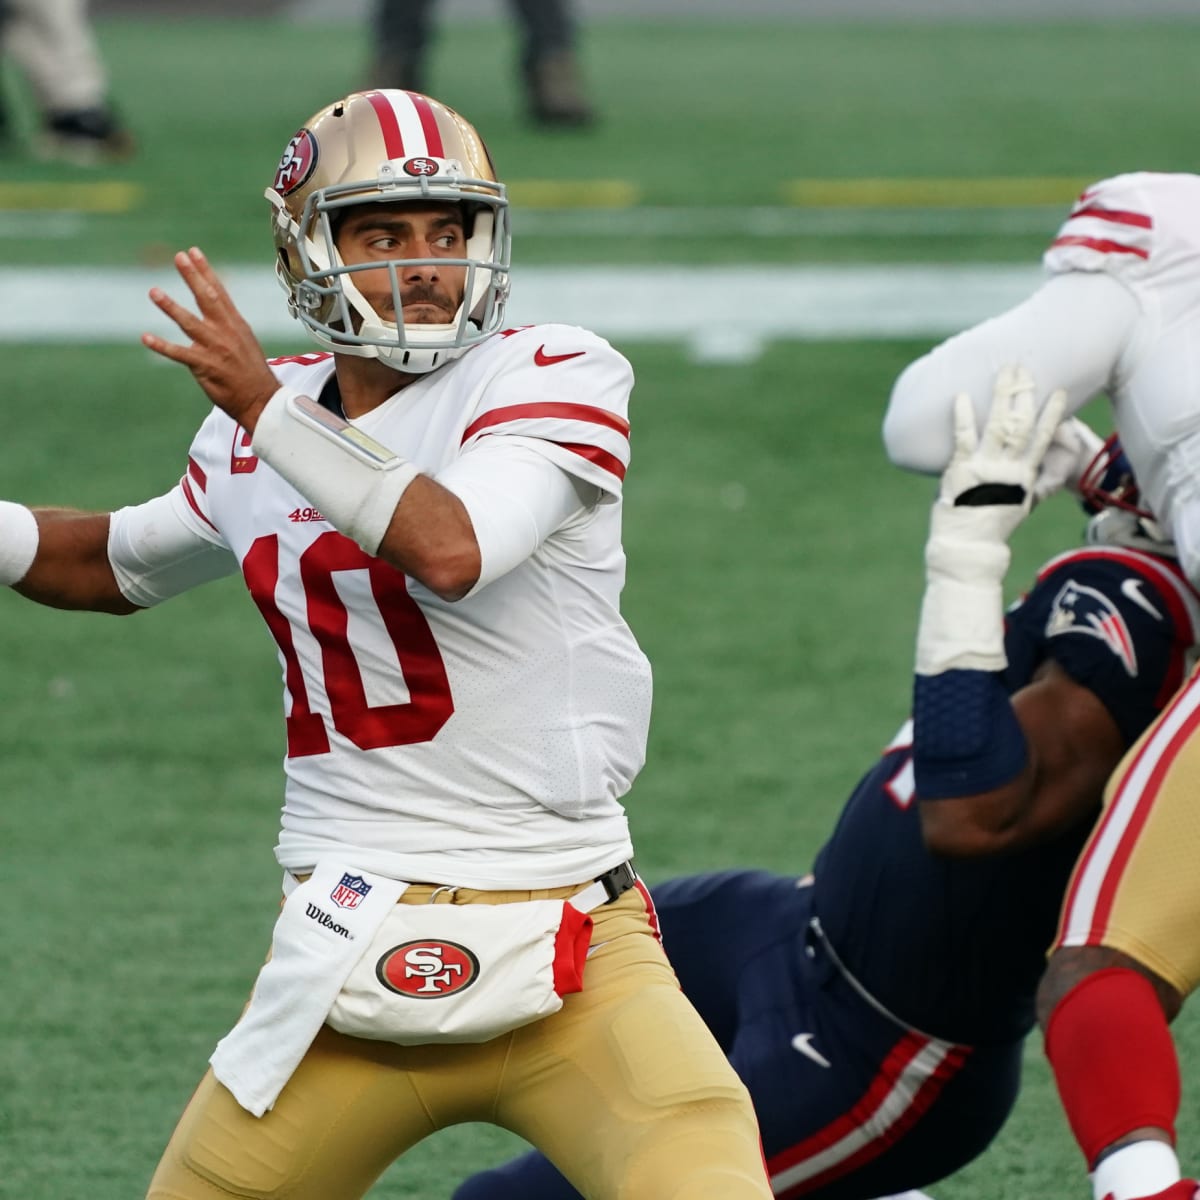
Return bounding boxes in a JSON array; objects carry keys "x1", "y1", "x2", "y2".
[
  {"x1": 453, "y1": 372, "x2": 1200, "y2": 1199},
  {"x1": 882, "y1": 172, "x2": 1200, "y2": 1200},
  {"x1": 0, "y1": 91, "x2": 772, "y2": 1199}
]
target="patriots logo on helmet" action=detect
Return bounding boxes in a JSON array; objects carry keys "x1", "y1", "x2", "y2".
[
  {"x1": 330, "y1": 873, "x2": 372, "y2": 910},
  {"x1": 1045, "y1": 579, "x2": 1138, "y2": 676},
  {"x1": 273, "y1": 129, "x2": 319, "y2": 196},
  {"x1": 402, "y1": 156, "x2": 440, "y2": 177}
]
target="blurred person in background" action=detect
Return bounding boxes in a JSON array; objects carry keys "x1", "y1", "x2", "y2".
[
  {"x1": 0, "y1": 0, "x2": 133, "y2": 163},
  {"x1": 368, "y1": 0, "x2": 594, "y2": 127}
]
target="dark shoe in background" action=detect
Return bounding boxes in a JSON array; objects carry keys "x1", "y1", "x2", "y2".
[{"x1": 38, "y1": 105, "x2": 136, "y2": 166}]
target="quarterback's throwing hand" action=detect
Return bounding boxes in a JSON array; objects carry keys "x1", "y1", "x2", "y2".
[
  {"x1": 142, "y1": 248, "x2": 280, "y2": 433},
  {"x1": 938, "y1": 364, "x2": 1067, "y2": 514}
]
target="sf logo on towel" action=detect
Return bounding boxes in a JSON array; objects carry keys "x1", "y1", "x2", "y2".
[{"x1": 376, "y1": 940, "x2": 480, "y2": 997}]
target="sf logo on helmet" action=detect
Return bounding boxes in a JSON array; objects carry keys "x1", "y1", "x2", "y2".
[
  {"x1": 376, "y1": 940, "x2": 480, "y2": 997},
  {"x1": 403, "y1": 157, "x2": 440, "y2": 177},
  {"x1": 273, "y1": 130, "x2": 319, "y2": 195}
]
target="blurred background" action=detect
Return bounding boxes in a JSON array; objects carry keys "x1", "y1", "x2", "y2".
[{"x1": 1, "y1": 2, "x2": 1198, "y2": 1196}]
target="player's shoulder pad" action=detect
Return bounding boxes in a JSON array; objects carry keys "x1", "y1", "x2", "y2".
[
  {"x1": 1044, "y1": 172, "x2": 1200, "y2": 285},
  {"x1": 481, "y1": 323, "x2": 630, "y2": 373},
  {"x1": 1020, "y1": 544, "x2": 1200, "y2": 645}
]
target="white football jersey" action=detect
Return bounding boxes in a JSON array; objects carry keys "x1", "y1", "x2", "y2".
[
  {"x1": 885, "y1": 172, "x2": 1200, "y2": 579},
  {"x1": 1043, "y1": 172, "x2": 1200, "y2": 542},
  {"x1": 145, "y1": 323, "x2": 650, "y2": 889}
]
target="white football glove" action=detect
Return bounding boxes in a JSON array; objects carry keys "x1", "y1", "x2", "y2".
[
  {"x1": 1033, "y1": 416, "x2": 1105, "y2": 505},
  {"x1": 916, "y1": 364, "x2": 1067, "y2": 676},
  {"x1": 937, "y1": 363, "x2": 1068, "y2": 515}
]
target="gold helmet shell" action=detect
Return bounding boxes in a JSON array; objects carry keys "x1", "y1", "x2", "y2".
[{"x1": 266, "y1": 90, "x2": 511, "y2": 374}]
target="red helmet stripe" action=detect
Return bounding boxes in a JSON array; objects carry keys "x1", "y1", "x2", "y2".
[
  {"x1": 409, "y1": 93, "x2": 445, "y2": 156},
  {"x1": 364, "y1": 90, "x2": 406, "y2": 157}
]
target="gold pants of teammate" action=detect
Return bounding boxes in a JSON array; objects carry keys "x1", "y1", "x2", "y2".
[
  {"x1": 1056, "y1": 665, "x2": 1200, "y2": 996},
  {"x1": 146, "y1": 881, "x2": 772, "y2": 1199}
]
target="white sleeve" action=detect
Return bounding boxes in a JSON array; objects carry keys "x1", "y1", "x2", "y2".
[
  {"x1": 436, "y1": 436, "x2": 597, "y2": 596},
  {"x1": 882, "y1": 270, "x2": 1141, "y2": 475},
  {"x1": 108, "y1": 489, "x2": 240, "y2": 607}
]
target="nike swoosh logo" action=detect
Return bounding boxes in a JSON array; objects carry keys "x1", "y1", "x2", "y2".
[
  {"x1": 1121, "y1": 578, "x2": 1163, "y2": 620},
  {"x1": 791, "y1": 1032, "x2": 832, "y2": 1069},
  {"x1": 534, "y1": 346, "x2": 586, "y2": 367}
]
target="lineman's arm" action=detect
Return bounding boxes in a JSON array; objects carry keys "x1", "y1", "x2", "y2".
[
  {"x1": 908, "y1": 364, "x2": 1086, "y2": 856},
  {"x1": 919, "y1": 659, "x2": 1125, "y2": 857}
]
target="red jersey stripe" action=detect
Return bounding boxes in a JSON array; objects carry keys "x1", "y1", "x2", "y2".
[
  {"x1": 1068, "y1": 205, "x2": 1153, "y2": 230},
  {"x1": 1051, "y1": 234, "x2": 1149, "y2": 260},
  {"x1": 187, "y1": 456, "x2": 207, "y2": 492},
  {"x1": 409, "y1": 92, "x2": 444, "y2": 156},
  {"x1": 555, "y1": 441, "x2": 627, "y2": 481},
  {"x1": 1083, "y1": 697, "x2": 1200, "y2": 938},
  {"x1": 461, "y1": 402, "x2": 631, "y2": 443},
  {"x1": 365, "y1": 90, "x2": 406, "y2": 158},
  {"x1": 180, "y1": 475, "x2": 219, "y2": 533}
]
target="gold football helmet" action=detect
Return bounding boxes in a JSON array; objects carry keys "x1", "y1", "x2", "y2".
[{"x1": 266, "y1": 90, "x2": 510, "y2": 374}]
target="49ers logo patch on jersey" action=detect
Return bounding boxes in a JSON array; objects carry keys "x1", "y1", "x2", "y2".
[
  {"x1": 376, "y1": 940, "x2": 480, "y2": 998},
  {"x1": 273, "y1": 129, "x2": 318, "y2": 196}
]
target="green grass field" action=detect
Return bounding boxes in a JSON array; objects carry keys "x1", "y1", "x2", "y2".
[{"x1": 2, "y1": 13, "x2": 1200, "y2": 1199}]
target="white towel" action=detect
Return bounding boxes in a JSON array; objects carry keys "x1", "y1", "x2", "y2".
[{"x1": 210, "y1": 862, "x2": 408, "y2": 1116}]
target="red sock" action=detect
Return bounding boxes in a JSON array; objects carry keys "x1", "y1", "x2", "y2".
[{"x1": 1044, "y1": 967, "x2": 1180, "y2": 1166}]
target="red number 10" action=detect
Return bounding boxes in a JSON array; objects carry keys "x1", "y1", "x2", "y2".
[{"x1": 244, "y1": 531, "x2": 454, "y2": 757}]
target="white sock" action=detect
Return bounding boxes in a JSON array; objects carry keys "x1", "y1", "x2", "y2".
[{"x1": 1091, "y1": 1141, "x2": 1181, "y2": 1200}]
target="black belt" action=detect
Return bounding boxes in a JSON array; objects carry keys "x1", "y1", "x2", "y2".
[{"x1": 594, "y1": 860, "x2": 638, "y2": 903}]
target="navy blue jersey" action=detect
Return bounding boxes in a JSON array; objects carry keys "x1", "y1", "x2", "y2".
[{"x1": 812, "y1": 546, "x2": 1200, "y2": 1046}]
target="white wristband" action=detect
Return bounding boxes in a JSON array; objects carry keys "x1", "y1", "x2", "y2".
[
  {"x1": 0, "y1": 501, "x2": 38, "y2": 586},
  {"x1": 251, "y1": 387, "x2": 420, "y2": 555},
  {"x1": 914, "y1": 502, "x2": 1012, "y2": 675}
]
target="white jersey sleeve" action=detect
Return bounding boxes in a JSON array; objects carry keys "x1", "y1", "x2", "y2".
[
  {"x1": 107, "y1": 413, "x2": 241, "y2": 606},
  {"x1": 438, "y1": 436, "x2": 595, "y2": 594},
  {"x1": 458, "y1": 326, "x2": 632, "y2": 502}
]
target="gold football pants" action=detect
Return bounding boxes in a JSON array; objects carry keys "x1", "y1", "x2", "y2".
[
  {"x1": 1056, "y1": 666, "x2": 1200, "y2": 996},
  {"x1": 146, "y1": 881, "x2": 771, "y2": 1199}
]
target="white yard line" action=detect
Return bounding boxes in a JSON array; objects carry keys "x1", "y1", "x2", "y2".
[{"x1": 0, "y1": 263, "x2": 1044, "y2": 360}]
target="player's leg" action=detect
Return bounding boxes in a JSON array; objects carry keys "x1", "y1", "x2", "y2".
[
  {"x1": 1, "y1": 0, "x2": 132, "y2": 162},
  {"x1": 368, "y1": 0, "x2": 436, "y2": 94},
  {"x1": 496, "y1": 885, "x2": 772, "y2": 1199},
  {"x1": 453, "y1": 869, "x2": 806, "y2": 1199},
  {"x1": 146, "y1": 1023, "x2": 510, "y2": 1200},
  {"x1": 1037, "y1": 684, "x2": 1200, "y2": 1200},
  {"x1": 505, "y1": 0, "x2": 592, "y2": 125}
]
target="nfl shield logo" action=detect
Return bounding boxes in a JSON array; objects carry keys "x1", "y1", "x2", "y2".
[{"x1": 331, "y1": 873, "x2": 372, "y2": 909}]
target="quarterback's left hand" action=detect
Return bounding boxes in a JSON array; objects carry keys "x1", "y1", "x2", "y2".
[{"x1": 142, "y1": 247, "x2": 280, "y2": 433}]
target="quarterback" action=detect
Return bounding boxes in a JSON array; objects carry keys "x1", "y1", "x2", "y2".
[
  {"x1": 883, "y1": 174, "x2": 1200, "y2": 1200},
  {"x1": 0, "y1": 90, "x2": 772, "y2": 1199},
  {"x1": 455, "y1": 372, "x2": 1200, "y2": 1199}
]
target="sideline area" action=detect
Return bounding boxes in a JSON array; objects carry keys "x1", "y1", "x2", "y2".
[{"x1": 0, "y1": 263, "x2": 1043, "y2": 361}]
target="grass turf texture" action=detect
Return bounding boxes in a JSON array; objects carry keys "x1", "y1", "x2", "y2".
[
  {"x1": 4, "y1": 10, "x2": 1200, "y2": 1199},
  {"x1": 2, "y1": 18, "x2": 1200, "y2": 266}
]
